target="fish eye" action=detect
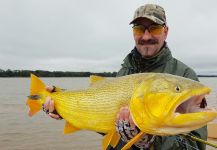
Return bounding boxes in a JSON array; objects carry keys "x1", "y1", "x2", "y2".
[{"x1": 175, "y1": 86, "x2": 181, "y2": 92}]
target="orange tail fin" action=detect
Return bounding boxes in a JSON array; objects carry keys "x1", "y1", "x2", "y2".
[{"x1": 26, "y1": 74, "x2": 47, "y2": 116}]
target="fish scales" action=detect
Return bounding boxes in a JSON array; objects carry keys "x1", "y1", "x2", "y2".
[{"x1": 51, "y1": 85, "x2": 136, "y2": 133}]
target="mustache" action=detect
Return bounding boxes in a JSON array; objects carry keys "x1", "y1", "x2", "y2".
[{"x1": 138, "y1": 39, "x2": 158, "y2": 45}]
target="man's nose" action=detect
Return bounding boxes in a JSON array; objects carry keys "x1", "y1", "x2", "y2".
[{"x1": 141, "y1": 29, "x2": 152, "y2": 40}]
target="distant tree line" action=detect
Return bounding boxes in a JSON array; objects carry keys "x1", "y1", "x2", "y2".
[
  {"x1": 197, "y1": 75, "x2": 217, "y2": 77},
  {"x1": 1, "y1": 69, "x2": 216, "y2": 77},
  {"x1": 0, "y1": 69, "x2": 117, "y2": 77}
]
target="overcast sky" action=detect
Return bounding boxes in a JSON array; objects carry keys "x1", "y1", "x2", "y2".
[{"x1": 0, "y1": 0, "x2": 217, "y2": 74}]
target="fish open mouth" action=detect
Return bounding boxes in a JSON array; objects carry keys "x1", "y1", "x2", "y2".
[
  {"x1": 173, "y1": 85, "x2": 214, "y2": 115},
  {"x1": 161, "y1": 89, "x2": 217, "y2": 135},
  {"x1": 175, "y1": 94, "x2": 208, "y2": 114},
  {"x1": 168, "y1": 88, "x2": 217, "y2": 128}
]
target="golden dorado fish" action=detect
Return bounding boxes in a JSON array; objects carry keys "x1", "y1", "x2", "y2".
[{"x1": 26, "y1": 73, "x2": 217, "y2": 150}]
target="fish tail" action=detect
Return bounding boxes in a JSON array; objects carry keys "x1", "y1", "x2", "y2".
[{"x1": 26, "y1": 74, "x2": 48, "y2": 117}]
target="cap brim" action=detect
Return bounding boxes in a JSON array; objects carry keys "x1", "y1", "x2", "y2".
[{"x1": 129, "y1": 15, "x2": 165, "y2": 25}]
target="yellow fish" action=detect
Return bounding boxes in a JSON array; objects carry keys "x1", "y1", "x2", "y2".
[{"x1": 26, "y1": 73, "x2": 217, "y2": 150}]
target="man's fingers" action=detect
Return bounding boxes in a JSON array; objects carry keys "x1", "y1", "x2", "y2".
[
  {"x1": 118, "y1": 107, "x2": 124, "y2": 121},
  {"x1": 49, "y1": 100, "x2": 55, "y2": 113},
  {"x1": 43, "y1": 97, "x2": 51, "y2": 111},
  {"x1": 42, "y1": 95, "x2": 62, "y2": 120},
  {"x1": 129, "y1": 114, "x2": 136, "y2": 129},
  {"x1": 119, "y1": 106, "x2": 130, "y2": 121},
  {"x1": 117, "y1": 106, "x2": 135, "y2": 129},
  {"x1": 46, "y1": 86, "x2": 54, "y2": 92},
  {"x1": 48, "y1": 113, "x2": 61, "y2": 120},
  {"x1": 116, "y1": 113, "x2": 120, "y2": 124},
  {"x1": 123, "y1": 107, "x2": 130, "y2": 122}
]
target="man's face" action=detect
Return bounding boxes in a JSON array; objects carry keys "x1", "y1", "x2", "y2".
[{"x1": 133, "y1": 18, "x2": 168, "y2": 58}]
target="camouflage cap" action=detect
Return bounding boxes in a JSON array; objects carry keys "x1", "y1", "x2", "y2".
[{"x1": 130, "y1": 4, "x2": 166, "y2": 25}]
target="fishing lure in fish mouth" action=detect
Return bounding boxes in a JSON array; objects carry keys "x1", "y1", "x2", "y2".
[{"x1": 26, "y1": 73, "x2": 217, "y2": 150}]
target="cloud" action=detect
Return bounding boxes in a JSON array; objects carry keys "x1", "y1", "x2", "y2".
[{"x1": 0, "y1": 0, "x2": 217, "y2": 74}]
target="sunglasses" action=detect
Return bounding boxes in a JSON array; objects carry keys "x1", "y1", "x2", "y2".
[{"x1": 132, "y1": 24, "x2": 165, "y2": 36}]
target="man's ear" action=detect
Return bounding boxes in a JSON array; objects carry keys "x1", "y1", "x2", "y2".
[{"x1": 164, "y1": 26, "x2": 169, "y2": 39}]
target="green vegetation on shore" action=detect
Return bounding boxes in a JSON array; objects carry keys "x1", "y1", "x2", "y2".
[
  {"x1": 0, "y1": 69, "x2": 117, "y2": 77},
  {"x1": 0, "y1": 69, "x2": 216, "y2": 77}
]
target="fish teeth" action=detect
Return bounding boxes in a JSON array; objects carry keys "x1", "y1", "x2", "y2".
[{"x1": 174, "y1": 112, "x2": 181, "y2": 117}]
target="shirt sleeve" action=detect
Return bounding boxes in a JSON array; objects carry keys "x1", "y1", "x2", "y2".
[{"x1": 153, "y1": 126, "x2": 207, "y2": 150}]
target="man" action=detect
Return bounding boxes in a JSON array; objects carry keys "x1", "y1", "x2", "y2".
[
  {"x1": 43, "y1": 4, "x2": 207, "y2": 150},
  {"x1": 110, "y1": 4, "x2": 207, "y2": 150}
]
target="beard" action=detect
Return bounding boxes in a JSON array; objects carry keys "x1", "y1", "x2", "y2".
[{"x1": 136, "y1": 39, "x2": 161, "y2": 58}]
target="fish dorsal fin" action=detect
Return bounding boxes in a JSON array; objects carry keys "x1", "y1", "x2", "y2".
[
  {"x1": 89, "y1": 75, "x2": 105, "y2": 85},
  {"x1": 64, "y1": 122, "x2": 80, "y2": 134}
]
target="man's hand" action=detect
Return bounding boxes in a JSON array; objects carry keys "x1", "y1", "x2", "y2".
[
  {"x1": 116, "y1": 106, "x2": 136, "y2": 129},
  {"x1": 115, "y1": 106, "x2": 155, "y2": 149},
  {"x1": 42, "y1": 86, "x2": 62, "y2": 120}
]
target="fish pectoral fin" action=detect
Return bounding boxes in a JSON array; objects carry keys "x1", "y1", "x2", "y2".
[
  {"x1": 102, "y1": 130, "x2": 120, "y2": 150},
  {"x1": 64, "y1": 122, "x2": 80, "y2": 134},
  {"x1": 121, "y1": 131, "x2": 145, "y2": 150},
  {"x1": 89, "y1": 75, "x2": 105, "y2": 85},
  {"x1": 110, "y1": 131, "x2": 120, "y2": 148}
]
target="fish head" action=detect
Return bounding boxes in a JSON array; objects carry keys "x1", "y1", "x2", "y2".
[{"x1": 130, "y1": 73, "x2": 217, "y2": 135}]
